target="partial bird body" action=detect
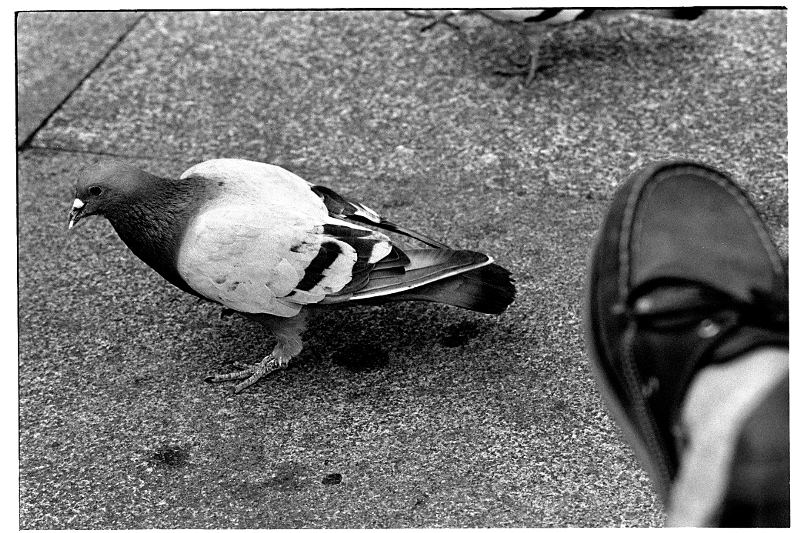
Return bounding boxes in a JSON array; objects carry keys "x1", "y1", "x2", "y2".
[
  {"x1": 176, "y1": 159, "x2": 383, "y2": 317},
  {"x1": 415, "y1": 8, "x2": 705, "y2": 85},
  {"x1": 478, "y1": 9, "x2": 594, "y2": 26},
  {"x1": 69, "y1": 159, "x2": 515, "y2": 393}
]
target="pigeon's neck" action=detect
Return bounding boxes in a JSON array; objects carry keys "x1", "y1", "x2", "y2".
[{"x1": 105, "y1": 176, "x2": 213, "y2": 295}]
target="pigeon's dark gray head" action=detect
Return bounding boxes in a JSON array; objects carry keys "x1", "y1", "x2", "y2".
[{"x1": 69, "y1": 162, "x2": 159, "y2": 229}]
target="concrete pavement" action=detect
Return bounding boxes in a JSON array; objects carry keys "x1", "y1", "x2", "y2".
[{"x1": 18, "y1": 9, "x2": 787, "y2": 528}]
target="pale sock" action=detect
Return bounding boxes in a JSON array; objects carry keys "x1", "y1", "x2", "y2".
[{"x1": 666, "y1": 347, "x2": 789, "y2": 526}]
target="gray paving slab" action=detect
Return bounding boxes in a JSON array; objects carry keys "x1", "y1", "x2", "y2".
[
  {"x1": 16, "y1": 11, "x2": 143, "y2": 147},
  {"x1": 19, "y1": 148, "x2": 661, "y2": 528},
  {"x1": 18, "y1": 9, "x2": 787, "y2": 528}
]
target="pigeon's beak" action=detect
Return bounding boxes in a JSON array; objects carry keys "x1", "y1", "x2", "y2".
[{"x1": 68, "y1": 198, "x2": 85, "y2": 229}]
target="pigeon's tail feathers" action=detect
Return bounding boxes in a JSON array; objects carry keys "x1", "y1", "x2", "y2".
[
  {"x1": 470, "y1": 8, "x2": 704, "y2": 28},
  {"x1": 567, "y1": 8, "x2": 705, "y2": 23},
  {"x1": 379, "y1": 261, "x2": 516, "y2": 314},
  {"x1": 334, "y1": 248, "x2": 515, "y2": 314}
]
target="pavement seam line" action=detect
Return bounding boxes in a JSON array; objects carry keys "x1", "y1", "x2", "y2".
[{"x1": 18, "y1": 13, "x2": 147, "y2": 151}]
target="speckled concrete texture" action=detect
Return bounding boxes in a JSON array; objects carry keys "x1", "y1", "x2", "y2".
[
  {"x1": 18, "y1": 9, "x2": 786, "y2": 528},
  {"x1": 16, "y1": 11, "x2": 143, "y2": 146}
]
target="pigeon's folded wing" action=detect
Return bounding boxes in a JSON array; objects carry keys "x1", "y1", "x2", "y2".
[
  {"x1": 175, "y1": 159, "x2": 403, "y2": 317},
  {"x1": 311, "y1": 184, "x2": 450, "y2": 249}
]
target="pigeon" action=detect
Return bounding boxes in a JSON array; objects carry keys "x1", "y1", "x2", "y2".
[
  {"x1": 415, "y1": 8, "x2": 706, "y2": 85},
  {"x1": 69, "y1": 159, "x2": 516, "y2": 393}
]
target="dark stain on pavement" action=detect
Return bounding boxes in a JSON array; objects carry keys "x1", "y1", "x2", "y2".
[
  {"x1": 264, "y1": 462, "x2": 305, "y2": 492},
  {"x1": 150, "y1": 444, "x2": 190, "y2": 467},
  {"x1": 332, "y1": 341, "x2": 389, "y2": 371},
  {"x1": 440, "y1": 320, "x2": 485, "y2": 348},
  {"x1": 321, "y1": 473, "x2": 342, "y2": 485}
]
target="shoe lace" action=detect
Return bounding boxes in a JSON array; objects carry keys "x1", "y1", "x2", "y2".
[
  {"x1": 746, "y1": 287, "x2": 789, "y2": 329},
  {"x1": 630, "y1": 281, "x2": 787, "y2": 333}
]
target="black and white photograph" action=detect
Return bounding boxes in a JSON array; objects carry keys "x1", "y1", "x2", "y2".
[{"x1": 16, "y1": 5, "x2": 789, "y2": 528}]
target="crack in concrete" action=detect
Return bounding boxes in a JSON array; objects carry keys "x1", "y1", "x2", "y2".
[{"x1": 18, "y1": 13, "x2": 147, "y2": 151}]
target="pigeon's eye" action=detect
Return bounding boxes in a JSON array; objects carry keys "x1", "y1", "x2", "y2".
[{"x1": 88, "y1": 186, "x2": 103, "y2": 197}]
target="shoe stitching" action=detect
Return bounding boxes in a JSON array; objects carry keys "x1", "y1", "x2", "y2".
[
  {"x1": 617, "y1": 163, "x2": 652, "y2": 301},
  {"x1": 621, "y1": 321, "x2": 674, "y2": 493},
  {"x1": 617, "y1": 163, "x2": 673, "y2": 493},
  {"x1": 629, "y1": 170, "x2": 675, "y2": 488},
  {"x1": 706, "y1": 173, "x2": 784, "y2": 278}
]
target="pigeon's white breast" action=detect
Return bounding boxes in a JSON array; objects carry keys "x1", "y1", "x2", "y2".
[{"x1": 175, "y1": 159, "x2": 357, "y2": 316}]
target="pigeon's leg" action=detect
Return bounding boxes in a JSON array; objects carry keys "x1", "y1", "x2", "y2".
[
  {"x1": 260, "y1": 312, "x2": 307, "y2": 369},
  {"x1": 522, "y1": 30, "x2": 546, "y2": 86},
  {"x1": 205, "y1": 310, "x2": 308, "y2": 394},
  {"x1": 492, "y1": 28, "x2": 547, "y2": 85}
]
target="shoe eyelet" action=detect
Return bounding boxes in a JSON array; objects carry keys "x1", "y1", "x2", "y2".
[
  {"x1": 612, "y1": 302, "x2": 627, "y2": 316},
  {"x1": 634, "y1": 297, "x2": 653, "y2": 314},
  {"x1": 697, "y1": 318, "x2": 721, "y2": 338}
]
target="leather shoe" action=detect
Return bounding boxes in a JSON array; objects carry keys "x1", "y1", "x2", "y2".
[{"x1": 583, "y1": 160, "x2": 788, "y2": 502}]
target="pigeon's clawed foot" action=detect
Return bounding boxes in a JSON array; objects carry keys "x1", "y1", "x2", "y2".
[
  {"x1": 508, "y1": 52, "x2": 532, "y2": 68},
  {"x1": 493, "y1": 58, "x2": 532, "y2": 76},
  {"x1": 205, "y1": 356, "x2": 280, "y2": 394},
  {"x1": 206, "y1": 311, "x2": 308, "y2": 394}
]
